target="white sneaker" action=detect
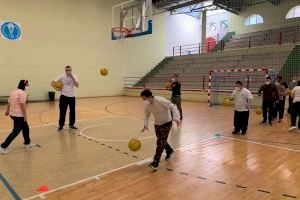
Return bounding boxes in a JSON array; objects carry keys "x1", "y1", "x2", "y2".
[
  {"x1": 25, "y1": 144, "x2": 36, "y2": 149},
  {"x1": 0, "y1": 147, "x2": 8, "y2": 154},
  {"x1": 289, "y1": 126, "x2": 297, "y2": 132}
]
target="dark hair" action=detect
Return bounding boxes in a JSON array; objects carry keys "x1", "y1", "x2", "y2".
[
  {"x1": 298, "y1": 81, "x2": 300, "y2": 86},
  {"x1": 140, "y1": 89, "x2": 152, "y2": 97},
  {"x1": 236, "y1": 81, "x2": 243, "y2": 85},
  {"x1": 266, "y1": 77, "x2": 271, "y2": 80},
  {"x1": 277, "y1": 76, "x2": 282, "y2": 80},
  {"x1": 18, "y1": 80, "x2": 28, "y2": 90},
  {"x1": 65, "y1": 65, "x2": 71, "y2": 69}
]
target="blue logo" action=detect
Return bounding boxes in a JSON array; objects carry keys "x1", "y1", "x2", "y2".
[{"x1": 1, "y1": 22, "x2": 21, "y2": 40}]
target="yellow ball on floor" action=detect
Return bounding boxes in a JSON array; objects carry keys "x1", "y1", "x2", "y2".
[
  {"x1": 223, "y1": 98, "x2": 231, "y2": 106},
  {"x1": 100, "y1": 68, "x2": 109, "y2": 76},
  {"x1": 128, "y1": 139, "x2": 141, "y2": 152},
  {"x1": 55, "y1": 81, "x2": 63, "y2": 90},
  {"x1": 255, "y1": 108, "x2": 263, "y2": 115}
]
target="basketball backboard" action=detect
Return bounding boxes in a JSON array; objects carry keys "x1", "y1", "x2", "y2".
[{"x1": 112, "y1": 0, "x2": 153, "y2": 40}]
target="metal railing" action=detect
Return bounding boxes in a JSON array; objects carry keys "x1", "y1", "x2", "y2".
[{"x1": 173, "y1": 29, "x2": 300, "y2": 56}]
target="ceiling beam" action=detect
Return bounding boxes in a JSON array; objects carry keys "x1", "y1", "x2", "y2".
[
  {"x1": 267, "y1": 0, "x2": 280, "y2": 5},
  {"x1": 166, "y1": 0, "x2": 206, "y2": 10},
  {"x1": 213, "y1": 0, "x2": 241, "y2": 14}
]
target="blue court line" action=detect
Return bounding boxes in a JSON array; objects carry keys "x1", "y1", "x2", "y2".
[{"x1": 0, "y1": 173, "x2": 21, "y2": 200}]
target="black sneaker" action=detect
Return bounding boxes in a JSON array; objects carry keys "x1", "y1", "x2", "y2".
[
  {"x1": 232, "y1": 130, "x2": 239, "y2": 134},
  {"x1": 260, "y1": 121, "x2": 267, "y2": 125},
  {"x1": 69, "y1": 126, "x2": 78, "y2": 130},
  {"x1": 58, "y1": 127, "x2": 63, "y2": 132},
  {"x1": 149, "y1": 161, "x2": 159, "y2": 170},
  {"x1": 269, "y1": 121, "x2": 272, "y2": 126},
  {"x1": 165, "y1": 149, "x2": 174, "y2": 160},
  {"x1": 241, "y1": 131, "x2": 247, "y2": 135}
]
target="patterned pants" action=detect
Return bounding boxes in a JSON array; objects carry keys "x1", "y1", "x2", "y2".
[{"x1": 154, "y1": 121, "x2": 173, "y2": 162}]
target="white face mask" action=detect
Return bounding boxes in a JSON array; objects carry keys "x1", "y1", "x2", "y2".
[
  {"x1": 171, "y1": 78, "x2": 176, "y2": 82},
  {"x1": 293, "y1": 80, "x2": 297, "y2": 83},
  {"x1": 25, "y1": 86, "x2": 29, "y2": 90},
  {"x1": 275, "y1": 82, "x2": 280, "y2": 86},
  {"x1": 235, "y1": 87, "x2": 241, "y2": 91},
  {"x1": 265, "y1": 81, "x2": 271, "y2": 85}
]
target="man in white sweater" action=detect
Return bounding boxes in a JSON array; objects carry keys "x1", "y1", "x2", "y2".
[
  {"x1": 141, "y1": 89, "x2": 180, "y2": 170},
  {"x1": 228, "y1": 81, "x2": 253, "y2": 135}
]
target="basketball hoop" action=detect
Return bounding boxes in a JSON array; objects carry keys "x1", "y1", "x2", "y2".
[{"x1": 112, "y1": 27, "x2": 131, "y2": 40}]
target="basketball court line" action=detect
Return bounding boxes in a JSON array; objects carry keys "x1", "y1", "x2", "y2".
[
  {"x1": 23, "y1": 135, "x2": 217, "y2": 200},
  {"x1": 79, "y1": 124, "x2": 155, "y2": 142},
  {"x1": 220, "y1": 135, "x2": 300, "y2": 153},
  {"x1": 162, "y1": 165, "x2": 297, "y2": 199},
  {"x1": 0, "y1": 100, "x2": 150, "y2": 133},
  {"x1": 0, "y1": 173, "x2": 21, "y2": 200},
  {"x1": 0, "y1": 113, "x2": 150, "y2": 133}
]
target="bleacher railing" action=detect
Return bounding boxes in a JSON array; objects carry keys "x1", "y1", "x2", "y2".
[
  {"x1": 125, "y1": 75, "x2": 207, "y2": 91},
  {"x1": 173, "y1": 29, "x2": 300, "y2": 56}
]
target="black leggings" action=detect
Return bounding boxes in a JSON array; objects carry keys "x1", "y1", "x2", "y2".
[{"x1": 1, "y1": 116, "x2": 30, "y2": 149}]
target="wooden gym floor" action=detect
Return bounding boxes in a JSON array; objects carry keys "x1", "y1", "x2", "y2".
[{"x1": 0, "y1": 96, "x2": 300, "y2": 200}]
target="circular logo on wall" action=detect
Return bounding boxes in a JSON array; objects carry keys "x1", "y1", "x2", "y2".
[{"x1": 1, "y1": 22, "x2": 21, "y2": 40}]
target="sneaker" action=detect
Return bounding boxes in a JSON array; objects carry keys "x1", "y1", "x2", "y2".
[
  {"x1": 69, "y1": 126, "x2": 78, "y2": 130},
  {"x1": 241, "y1": 131, "x2": 247, "y2": 135},
  {"x1": 25, "y1": 144, "x2": 36, "y2": 149},
  {"x1": 232, "y1": 130, "x2": 239, "y2": 134},
  {"x1": 165, "y1": 149, "x2": 174, "y2": 160},
  {"x1": 289, "y1": 126, "x2": 297, "y2": 132},
  {"x1": 0, "y1": 147, "x2": 8, "y2": 154},
  {"x1": 149, "y1": 161, "x2": 159, "y2": 170},
  {"x1": 58, "y1": 126, "x2": 64, "y2": 132},
  {"x1": 260, "y1": 121, "x2": 267, "y2": 125}
]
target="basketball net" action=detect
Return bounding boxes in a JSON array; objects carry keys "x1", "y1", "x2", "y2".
[{"x1": 112, "y1": 27, "x2": 131, "y2": 41}]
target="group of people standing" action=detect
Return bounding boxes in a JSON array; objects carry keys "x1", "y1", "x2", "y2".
[{"x1": 229, "y1": 75, "x2": 300, "y2": 135}]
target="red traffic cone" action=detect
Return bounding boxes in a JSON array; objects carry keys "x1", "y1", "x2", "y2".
[{"x1": 37, "y1": 185, "x2": 49, "y2": 192}]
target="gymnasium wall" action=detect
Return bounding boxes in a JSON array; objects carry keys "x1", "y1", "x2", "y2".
[
  {"x1": 229, "y1": 0, "x2": 300, "y2": 34},
  {"x1": 165, "y1": 14, "x2": 201, "y2": 56},
  {"x1": 0, "y1": 0, "x2": 169, "y2": 101}
]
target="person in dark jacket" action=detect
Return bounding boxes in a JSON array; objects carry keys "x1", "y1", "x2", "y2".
[
  {"x1": 170, "y1": 74, "x2": 183, "y2": 120},
  {"x1": 273, "y1": 76, "x2": 286, "y2": 123},
  {"x1": 258, "y1": 77, "x2": 279, "y2": 125}
]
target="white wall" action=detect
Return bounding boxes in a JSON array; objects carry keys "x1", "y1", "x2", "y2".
[
  {"x1": 206, "y1": 12, "x2": 228, "y2": 38},
  {"x1": 229, "y1": 0, "x2": 300, "y2": 34},
  {"x1": 165, "y1": 14, "x2": 201, "y2": 56},
  {"x1": 165, "y1": 11, "x2": 229, "y2": 56}
]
